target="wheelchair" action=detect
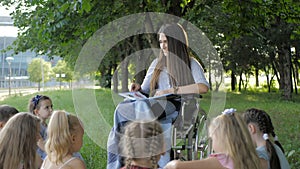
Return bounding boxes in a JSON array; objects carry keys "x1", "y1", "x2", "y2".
[{"x1": 170, "y1": 94, "x2": 211, "y2": 161}]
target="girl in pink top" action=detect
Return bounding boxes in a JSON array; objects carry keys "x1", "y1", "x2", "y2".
[{"x1": 164, "y1": 108, "x2": 262, "y2": 169}]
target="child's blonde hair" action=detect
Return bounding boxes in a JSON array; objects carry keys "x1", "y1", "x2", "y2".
[
  {"x1": 120, "y1": 120, "x2": 164, "y2": 169},
  {"x1": 209, "y1": 110, "x2": 261, "y2": 169},
  {"x1": 45, "y1": 110, "x2": 82, "y2": 164},
  {"x1": 0, "y1": 112, "x2": 40, "y2": 169}
]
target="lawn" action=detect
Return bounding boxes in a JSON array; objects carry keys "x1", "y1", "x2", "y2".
[{"x1": 1, "y1": 88, "x2": 299, "y2": 169}]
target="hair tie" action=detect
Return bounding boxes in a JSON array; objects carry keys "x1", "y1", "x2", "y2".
[
  {"x1": 274, "y1": 135, "x2": 278, "y2": 141},
  {"x1": 32, "y1": 95, "x2": 42, "y2": 108},
  {"x1": 263, "y1": 133, "x2": 269, "y2": 140},
  {"x1": 65, "y1": 111, "x2": 70, "y2": 116},
  {"x1": 222, "y1": 108, "x2": 236, "y2": 115}
]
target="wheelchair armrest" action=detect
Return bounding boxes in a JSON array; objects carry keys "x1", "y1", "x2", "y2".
[{"x1": 177, "y1": 93, "x2": 202, "y2": 100}]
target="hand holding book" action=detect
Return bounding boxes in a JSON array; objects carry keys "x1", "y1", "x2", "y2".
[{"x1": 118, "y1": 91, "x2": 179, "y2": 101}]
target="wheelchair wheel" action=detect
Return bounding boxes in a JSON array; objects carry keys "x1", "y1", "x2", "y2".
[
  {"x1": 198, "y1": 111, "x2": 212, "y2": 159},
  {"x1": 186, "y1": 108, "x2": 210, "y2": 160},
  {"x1": 170, "y1": 97, "x2": 211, "y2": 161}
]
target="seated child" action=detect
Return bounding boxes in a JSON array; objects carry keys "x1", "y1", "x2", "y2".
[
  {"x1": 0, "y1": 104, "x2": 19, "y2": 130},
  {"x1": 119, "y1": 120, "x2": 165, "y2": 169},
  {"x1": 0, "y1": 112, "x2": 41, "y2": 169},
  {"x1": 243, "y1": 108, "x2": 290, "y2": 169},
  {"x1": 41, "y1": 110, "x2": 86, "y2": 169},
  {"x1": 29, "y1": 95, "x2": 84, "y2": 164},
  {"x1": 164, "y1": 108, "x2": 261, "y2": 169},
  {"x1": 28, "y1": 94, "x2": 53, "y2": 160}
]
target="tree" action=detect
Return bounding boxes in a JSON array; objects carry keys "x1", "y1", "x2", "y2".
[
  {"x1": 2, "y1": 0, "x2": 299, "y2": 100},
  {"x1": 0, "y1": 0, "x2": 194, "y2": 90},
  {"x1": 52, "y1": 60, "x2": 73, "y2": 89},
  {"x1": 27, "y1": 58, "x2": 52, "y2": 91}
]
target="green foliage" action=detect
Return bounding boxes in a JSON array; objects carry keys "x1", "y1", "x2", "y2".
[
  {"x1": 52, "y1": 60, "x2": 73, "y2": 82},
  {"x1": 27, "y1": 58, "x2": 53, "y2": 84}
]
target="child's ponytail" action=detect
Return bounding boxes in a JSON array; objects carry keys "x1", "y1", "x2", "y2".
[
  {"x1": 244, "y1": 108, "x2": 282, "y2": 169},
  {"x1": 264, "y1": 133, "x2": 281, "y2": 169},
  {"x1": 266, "y1": 112, "x2": 285, "y2": 154},
  {"x1": 45, "y1": 110, "x2": 72, "y2": 164}
]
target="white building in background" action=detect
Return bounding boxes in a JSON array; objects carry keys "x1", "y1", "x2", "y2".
[{"x1": 0, "y1": 16, "x2": 61, "y2": 89}]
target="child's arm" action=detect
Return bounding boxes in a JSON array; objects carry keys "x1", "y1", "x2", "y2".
[
  {"x1": 37, "y1": 137, "x2": 45, "y2": 151},
  {"x1": 164, "y1": 157, "x2": 226, "y2": 169}
]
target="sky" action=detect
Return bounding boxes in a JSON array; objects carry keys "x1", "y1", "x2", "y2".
[{"x1": 0, "y1": 6, "x2": 18, "y2": 37}]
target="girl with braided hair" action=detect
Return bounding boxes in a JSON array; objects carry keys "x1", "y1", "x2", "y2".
[
  {"x1": 119, "y1": 120, "x2": 165, "y2": 169},
  {"x1": 243, "y1": 108, "x2": 290, "y2": 169},
  {"x1": 165, "y1": 108, "x2": 262, "y2": 169}
]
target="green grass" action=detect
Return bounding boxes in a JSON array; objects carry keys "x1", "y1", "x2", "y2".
[{"x1": 1, "y1": 89, "x2": 299, "y2": 169}]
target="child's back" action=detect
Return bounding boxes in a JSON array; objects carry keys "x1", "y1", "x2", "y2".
[
  {"x1": 165, "y1": 108, "x2": 262, "y2": 169},
  {"x1": 120, "y1": 120, "x2": 165, "y2": 169},
  {"x1": 41, "y1": 156, "x2": 84, "y2": 169}
]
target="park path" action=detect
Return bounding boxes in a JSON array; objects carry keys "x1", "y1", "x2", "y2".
[{"x1": 0, "y1": 88, "x2": 53, "y2": 101}]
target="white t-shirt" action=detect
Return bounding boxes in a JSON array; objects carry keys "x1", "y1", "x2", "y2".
[{"x1": 141, "y1": 57, "x2": 209, "y2": 94}]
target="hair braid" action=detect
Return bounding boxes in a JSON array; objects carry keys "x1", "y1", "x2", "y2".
[
  {"x1": 258, "y1": 110, "x2": 281, "y2": 169},
  {"x1": 266, "y1": 113, "x2": 285, "y2": 153},
  {"x1": 124, "y1": 127, "x2": 135, "y2": 168},
  {"x1": 120, "y1": 121, "x2": 163, "y2": 169},
  {"x1": 244, "y1": 108, "x2": 281, "y2": 169},
  {"x1": 125, "y1": 158, "x2": 132, "y2": 169},
  {"x1": 149, "y1": 123, "x2": 159, "y2": 169}
]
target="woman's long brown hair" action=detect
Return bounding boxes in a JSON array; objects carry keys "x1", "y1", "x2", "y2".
[{"x1": 150, "y1": 23, "x2": 195, "y2": 95}]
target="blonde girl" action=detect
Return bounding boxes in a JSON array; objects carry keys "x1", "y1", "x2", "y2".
[
  {"x1": 120, "y1": 120, "x2": 165, "y2": 169},
  {"x1": 41, "y1": 110, "x2": 86, "y2": 169},
  {"x1": 0, "y1": 112, "x2": 41, "y2": 169},
  {"x1": 165, "y1": 108, "x2": 262, "y2": 169}
]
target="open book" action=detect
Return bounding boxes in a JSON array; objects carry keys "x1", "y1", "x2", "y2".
[{"x1": 118, "y1": 91, "x2": 179, "y2": 100}]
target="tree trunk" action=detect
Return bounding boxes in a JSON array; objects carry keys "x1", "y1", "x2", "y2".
[
  {"x1": 244, "y1": 73, "x2": 249, "y2": 91},
  {"x1": 278, "y1": 44, "x2": 292, "y2": 100},
  {"x1": 121, "y1": 58, "x2": 129, "y2": 92},
  {"x1": 134, "y1": 35, "x2": 147, "y2": 84},
  {"x1": 264, "y1": 67, "x2": 271, "y2": 93},
  {"x1": 112, "y1": 66, "x2": 118, "y2": 93},
  {"x1": 231, "y1": 69, "x2": 236, "y2": 91},
  {"x1": 292, "y1": 62, "x2": 298, "y2": 94},
  {"x1": 277, "y1": 56, "x2": 285, "y2": 91},
  {"x1": 238, "y1": 71, "x2": 243, "y2": 92},
  {"x1": 208, "y1": 56, "x2": 213, "y2": 91},
  {"x1": 121, "y1": 43, "x2": 130, "y2": 92},
  {"x1": 107, "y1": 65, "x2": 113, "y2": 89},
  {"x1": 255, "y1": 68, "x2": 259, "y2": 87},
  {"x1": 294, "y1": 43, "x2": 299, "y2": 86}
]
